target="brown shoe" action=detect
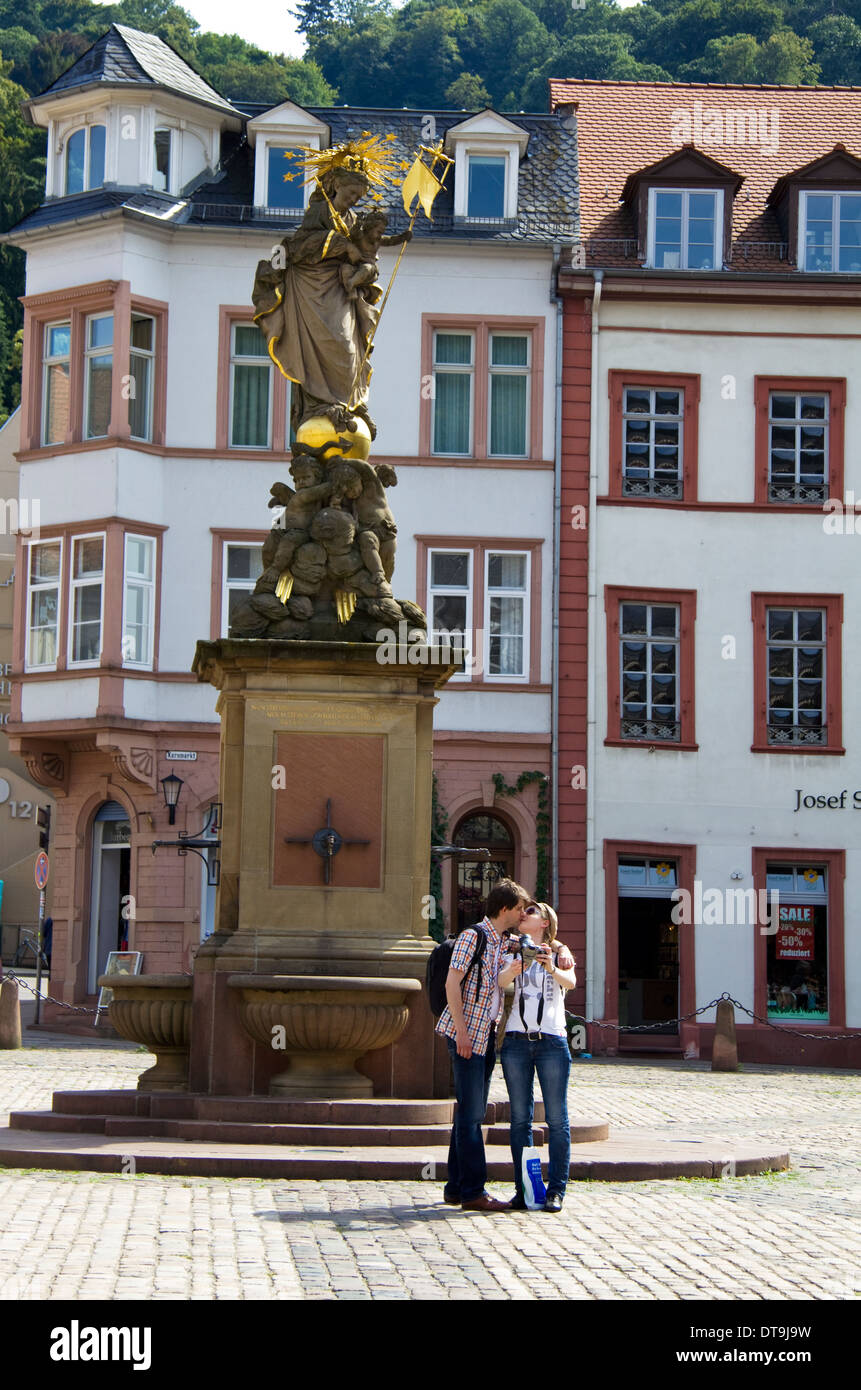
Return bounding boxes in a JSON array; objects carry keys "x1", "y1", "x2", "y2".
[{"x1": 461, "y1": 1193, "x2": 511, "y2": 1212}]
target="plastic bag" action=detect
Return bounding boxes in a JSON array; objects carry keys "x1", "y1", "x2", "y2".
[{"x1": 522, "y1": 1146, "x2": 546, "y2": 1209}]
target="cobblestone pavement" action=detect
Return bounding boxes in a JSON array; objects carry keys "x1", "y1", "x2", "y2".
[{"x1": 0, "y1": 1028, "x2": 858, "y2": 1301}]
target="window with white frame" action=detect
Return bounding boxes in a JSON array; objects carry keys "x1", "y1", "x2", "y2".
[
  {"x1": 153, "y1": 129, "x2": 172, "y2": 192},
  {"x1": 800, "y1": 191, "x2": 861, "y2": 273},
  {"x1": 485, "y1": 551, "x2": 528, "y2": 679},
  {"x1": 489, "y1": 333, "x2": 530, "y2": 458},
  {"x1": 129, "y1": 314, "x2": 156, "y2": 441},
  {"x1": 620, "y1": 602, "x2": 680, "y2": 741},
  {"x1": 648, "y1": 188, "x2": 723, "y2": 270},
  {"x1": 767, "y1": 391, "x2": 828, "y2": 503},
  {"x1": 122, "y1": 535, "x2": 156, "y2": 667},
  {"x1": 42, "y1": 322, "x2": 71, "y2": 446},
  {"x1": 467, "y1": 154, "x2": 506, "y2": 219},
  {"x1": 432, "y1": 332, "x2": 473, "y2": 455},
  {"x1": 622, "y1": 387, "x2": 684, "y2": 498},
  {"x1": 766, "y1": 607, "x2": 826, "y2": 745},
  {"x1": 65, "y1": 125, "x2": 106, "y2": 195},
  {"x1": 27, "y1": 540, "x2": 62, "y2": 668},
  {"x1": 69, "y1": 535, "x2": 105, "y2": 666},
  {"x1": 230, "y1": 324, "x2": 272, "y2": 448},
  {"x1": 266, "y1": 146, "x2": 306, "y2": 210},
  {"x1": 83, "y1": 313, "x2": 113, "y2": 440},
  {"x1": 222, "y1": 543, "x2": 263, "y2": 636},
  {"x1": 428, "y1": 550, "x2": 471, "y2": 674}
]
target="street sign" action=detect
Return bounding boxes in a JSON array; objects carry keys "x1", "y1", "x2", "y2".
[
  {"x1": 34, "y1": 851, "x2": 49, "y2": 890},
  {"x1": 166, "y1": 751, "x2": 197, "y2": 761}
]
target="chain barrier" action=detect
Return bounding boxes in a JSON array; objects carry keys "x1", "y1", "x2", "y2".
[
  {"x1": 570, "y1": 992, "x2": 859, "y2": 1044},
  {"x1": 0, "y1": 970, "x2": 99, "y2": 1018}
]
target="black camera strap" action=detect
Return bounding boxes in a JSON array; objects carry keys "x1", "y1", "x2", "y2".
[{"x1": 517, "y1": 949, "x2": 557, "y2": 1033}]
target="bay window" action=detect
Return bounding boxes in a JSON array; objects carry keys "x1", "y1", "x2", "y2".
[
  {"x1": 65, "y1": 124, "x2": 106, "y2": 195},
  {"x1": 42, "y1": 322, "x2": 71, "y2": 446},
  {"x1": 84, "y1": 314, "x2": 113, "y2": 440},
  {"x1": 129, "y1": 314, "x2": 156, "y2": 442},
  {"x1": 69, "y1": 535, "x2": 105, "y2": 665},
  {"x1": 26, "y1": 541, "x2": 62, "y2": 669},
  {"x1": 122, "y1": 535, "x2": 156, "y2": 667}
]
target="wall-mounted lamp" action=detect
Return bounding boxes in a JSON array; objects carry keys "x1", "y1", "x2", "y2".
[{"x1": 161, "y1": 772, "x2": 183, "y2": 825}]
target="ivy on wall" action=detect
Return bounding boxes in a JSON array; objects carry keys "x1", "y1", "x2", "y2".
[
  {"x1": 492, "y1": 771, "x2": 550, "y2": 903},
  {"x1": 428, "y1": 772, "x2": 448, "y2": 943}
]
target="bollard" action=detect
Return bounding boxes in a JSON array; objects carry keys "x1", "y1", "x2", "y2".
[
  {"x1": 711, "y1": 998, "x2": 738, "y2": 1072},
  {"x1": 0, "y1": 978, "x2": 23, "y2": 1049}
]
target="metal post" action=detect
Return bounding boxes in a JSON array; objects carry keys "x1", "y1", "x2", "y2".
[{"x1": 34, "y1": 887, "x2": 45, "y2": 1026}]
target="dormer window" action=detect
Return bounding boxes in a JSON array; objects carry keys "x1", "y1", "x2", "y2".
[
  {"x1": 800, "y1": 192, "x2": 861, "y2": 272},
  {"x1": 65, "y1": 125, "x2": 106, "y2": 195},
  {"x1": 468, "y1": 155, "x2": 506, "y2": 219},
  {"x1": 266, "y1": 147, "x2": 306, "y2": 211},
  {"x1": 445, "y1": 110, "x2": 529, "y2": 225},
  {"x1": 647, "y1": 188, "x2": 723, "y2": 270}
]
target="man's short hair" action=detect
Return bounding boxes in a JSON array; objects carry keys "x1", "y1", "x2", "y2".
[{"x1": 485, "y1": 878, "x2": 529, "y2": 919}]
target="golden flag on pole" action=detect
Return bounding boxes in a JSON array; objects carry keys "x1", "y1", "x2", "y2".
[{"x1": 401, "y1": 155, "x2": 444, "y2": 221}]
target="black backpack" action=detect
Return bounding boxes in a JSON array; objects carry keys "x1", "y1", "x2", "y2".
[{"x1": 426, "y1": 925, "x2": 487, "y2": 1018}]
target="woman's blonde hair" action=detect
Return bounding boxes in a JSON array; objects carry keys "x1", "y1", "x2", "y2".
[{"x1": 529, "y1": 901, "x2": 558, "y2": 943}]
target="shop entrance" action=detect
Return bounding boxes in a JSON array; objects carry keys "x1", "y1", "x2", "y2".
[
  {"x1": 617, "y1": 856, "x2": 680, "y2": 1048},
  {"x1": 87, "y1": 801, "x2": 131, "y2": 993}
]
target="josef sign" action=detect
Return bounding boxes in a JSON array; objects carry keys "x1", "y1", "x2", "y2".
[
  {"x1": 776, "y1": 905, "x2": 815, "y2": 960},
  {"x1": 793, "y1": 788, "x2": 861, "y2": 811}
]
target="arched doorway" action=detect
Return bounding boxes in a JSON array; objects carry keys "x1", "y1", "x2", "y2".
[
  {"x1": 452, "y1": 811, "x2": 516, "y2": 933},
  {"x1": 87, "y1": 801, "x2": 131, "y2": 992}
]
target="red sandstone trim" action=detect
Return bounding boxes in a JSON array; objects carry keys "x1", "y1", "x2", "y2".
[
  {"x1": 604, "y1": 585, "x2": 698, "y2": 749},
  {"x1": 602, "y1": 838, "x2": 698, "y2": 1052},
  {"x1": 753, "y1": 375, "x2": 846, "y2": 507},
  {"x1": 415, "y1": 534, "x2": 543, "y2": 686},
  {"x1": 750, "y1": 591, "x2": 843, "y2": 754},
  {"x1": 419, "y1": 313, "x2": 545, "y2": 460},
  {"x1": 607, "y1": 369, "x2": 700, "y2": 503}
]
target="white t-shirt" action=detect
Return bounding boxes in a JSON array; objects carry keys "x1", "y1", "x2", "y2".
[{"x1": 502, "y1": 950, "x2": 567, "y2": 1037}]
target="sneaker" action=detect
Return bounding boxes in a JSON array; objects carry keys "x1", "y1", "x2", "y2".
[
  {"x1": 542, "y1": 1191, "x2": 564, "y2": 1213},
  {"x1": 507, "y1": 1192, "x2": 527, "y2": 1210}
]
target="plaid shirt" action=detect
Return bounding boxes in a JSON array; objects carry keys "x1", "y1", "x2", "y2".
[{"x1": 435, "y1": 918, "x2": 503, "y2": 1055}]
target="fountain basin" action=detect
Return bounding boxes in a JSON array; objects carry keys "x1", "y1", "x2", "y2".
[
  {"x1": 98, "y1": 974, "x2": 192, "y2": 1092},
  {"x1": 228, "y1": 975, "x2": 421, "y2": 1098}
]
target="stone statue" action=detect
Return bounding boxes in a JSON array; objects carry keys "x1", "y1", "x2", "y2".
[{"x1": 234, "y1": 138, "x2": 450, "y2": 642}]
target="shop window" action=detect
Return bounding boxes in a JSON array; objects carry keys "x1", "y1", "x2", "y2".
[{"x1": 765, "y1": 864, "x2": 829, "y2": 1022}]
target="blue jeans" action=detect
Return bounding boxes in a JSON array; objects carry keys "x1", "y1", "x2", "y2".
[
  {"x1": 501, "y1": 1032, "x2": 571, "y2": 1197},
  {"x1": 445, "y1": 1037, "x2": 496, "y2": 1203}
]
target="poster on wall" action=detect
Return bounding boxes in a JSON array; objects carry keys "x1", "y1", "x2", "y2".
[{"x1": 776, "y1": 906, "x2": 815, "y2": 960}]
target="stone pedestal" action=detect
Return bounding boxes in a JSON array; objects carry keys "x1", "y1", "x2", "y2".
[{"x1": 190, "y1": 639, "x2": 457, "y2": 1099}]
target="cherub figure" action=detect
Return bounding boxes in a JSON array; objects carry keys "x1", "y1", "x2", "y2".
[
  {"x1": 328, "y1": 458, "x2": 398, "y2": 584},
  {"x1": 310, "y1": 508, "x2": 401, "y2": 621},
  {"x1": 255, "y1": 455, "x2": 333, "y2": 596},
  {"x1": 339, "y1": 210, "x2": 412, "y2": 302}
]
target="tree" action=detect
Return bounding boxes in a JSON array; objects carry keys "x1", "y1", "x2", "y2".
[
  {"x1": 0, "y1": 57, "x2": 44, "y2": 421},
  {"x1": 521, "y1": 33, "x2": 671, "y2": 111},
  {"x1": 458, "y1": 0, "x2": 551, "y2": 110},
  {"x1": 806, "y1": 15, "x2": 861, "y2": 85},
  {"x1": 444, "y1": 70, "x2": 491, "y2": 108}
]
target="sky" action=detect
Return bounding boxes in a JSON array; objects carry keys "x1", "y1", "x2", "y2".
[{"x1": 91, "y1": 0, "x2": 643, "y2": 63}]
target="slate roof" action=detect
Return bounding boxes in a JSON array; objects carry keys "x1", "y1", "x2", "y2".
[
  {"x1": 185, "y1": 106, "x2": 577, "y2": 243},
  {"x1": 35, "y1": 23, "x2": 241, "y2": 117},
  {"x1": 549, "y1": 78, "x2": 861, "y2": 272}
]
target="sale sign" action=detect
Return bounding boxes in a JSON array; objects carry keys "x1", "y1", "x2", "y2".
[{"x1": 776, "y1": 905, "x2": 815, "y2": 960}]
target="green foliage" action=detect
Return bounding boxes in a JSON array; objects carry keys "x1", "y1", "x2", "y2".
[
  {"x1": 0, "y1": 55, "x2": 44, "y2": 421},
  {"x1": 492, "y1": 771, "x2": 550, "y2": 903},
  {"x1": 807, "y1": 14, "x2": 861, "y2": 85}
]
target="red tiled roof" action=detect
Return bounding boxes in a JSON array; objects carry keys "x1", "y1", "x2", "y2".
[{"x1": 549, "y1": 79, "x2": 861, "y2": 271}]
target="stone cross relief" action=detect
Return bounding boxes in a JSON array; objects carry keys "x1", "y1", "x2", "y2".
[{"x1": 284, "y1": 798, "x2": 371, "y2": 885}]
